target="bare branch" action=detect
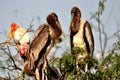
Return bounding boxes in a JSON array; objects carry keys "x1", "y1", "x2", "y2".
[
  {"x1": 98, "y1": 0, "x2": 103, "y2": 58},
  {"x1": 6, "y1": 45, "x2": 22, "y2": 71},
  {"x1": 0, "y1": 41, "x2": 15, "y2": 46},
  {"x1": 18, "y1": 19, "x2": 34, "y2": 42}
]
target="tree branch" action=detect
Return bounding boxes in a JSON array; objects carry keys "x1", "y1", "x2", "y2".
[
  {"x1": 6, "y1": 45, "x2": 22, "y2": 71},
  {"x1": 98, "y1": 0, "x2": 103, "y2": 59}
]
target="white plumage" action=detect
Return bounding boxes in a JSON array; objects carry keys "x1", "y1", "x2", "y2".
[
  {"x1": 14, "y1": 28, "x2": 29, "y2": 44},
  {"x1": 73, "y1": 20, "x2": 86, "y2": 48}
]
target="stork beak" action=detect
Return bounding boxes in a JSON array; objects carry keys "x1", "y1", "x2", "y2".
[
  {"x1": 56, "y1": 21, "x2": 66, "y2": 37},
  {"x1": 69, "y1": 13, "x2": 74, "y2": 32},
  {"x1": 4, "y1": 27, "x2": 13, "y2": 42}
]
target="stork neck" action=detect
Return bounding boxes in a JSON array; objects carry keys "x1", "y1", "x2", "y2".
[{"x1": 70, "y1": 19, "x2": 80, "y2": 34}]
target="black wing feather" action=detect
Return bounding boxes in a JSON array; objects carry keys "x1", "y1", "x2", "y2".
[{"x1": 84, "y1": 21, "x2": 94, "y2": 55}]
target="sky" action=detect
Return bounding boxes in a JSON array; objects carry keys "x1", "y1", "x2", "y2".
[{"x1": 0, "y1": 0, "x2": 120, "y2": 58}]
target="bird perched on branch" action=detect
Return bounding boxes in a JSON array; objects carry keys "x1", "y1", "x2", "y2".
[
  {"x1": 70, "y1": 6, "x2": 94, "y2": 57},
  {"x1": 4, "y1": 22, "x2": 30, "y2": 60},
  {"x1": 5, "y1": 22, "x2": 30, "y2": 45},
  {"x1": 19, "y1": 12, "x2": 65, "y2": 80},
  {"x1": 69, "y1": 6, "x2": 94, "y2": 71}
]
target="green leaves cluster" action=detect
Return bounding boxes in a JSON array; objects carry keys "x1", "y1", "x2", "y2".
[
  {"x1": 59, "y1": 52, "x2": 76, "y2": 73},
  {"x1": 98, "y1": 0, "x2": 107, "y2": 14},
  {"x1": 49, "y1": 39, "x2": 120, "y2": 80}
]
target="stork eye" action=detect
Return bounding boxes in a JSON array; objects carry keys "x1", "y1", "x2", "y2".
[{"x1": 77, "y1": 10, "x2": 80, "y2": 13}]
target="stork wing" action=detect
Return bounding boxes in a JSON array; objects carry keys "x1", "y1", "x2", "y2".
[
  {"x1": 29, "y1": 24, "x2": 50, "y2": 70},
  {"x1": 70, "y1": 32, "x2": 74, "y2": 50},
  {"x1": 84, "y1": 21, "x2": 94, "y2": 55}
]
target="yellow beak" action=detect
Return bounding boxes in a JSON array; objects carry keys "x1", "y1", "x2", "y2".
[
  {"x1": 56, "y1": 21, "x2": 66, "y2": 37},
  {"x1": 5, "y1": 27, "x2": 13, "y2": 42}
]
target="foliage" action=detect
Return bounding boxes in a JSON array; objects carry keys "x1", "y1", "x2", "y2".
[
  {"x1": 1, "y1": 40, "x2": 119, "y2": 79},
  {"x1": 98, "y1": 0, "x2": 107, "y2": 14},
  {"x1": 48, "y1": 39, "x2": 120, "y2": 80}
]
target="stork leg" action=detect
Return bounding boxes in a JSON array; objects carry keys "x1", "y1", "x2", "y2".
[
  {"x1": 42, "y1": 56, "x2": 47, "y2": 80},
  {"x1": 42, "y1": 68, "x2": 45, "y2": 80},
  {"x1": 85, "y1": 63, "x2": 88, "y2": 72},
  {"x1": 75, "y1": 57, "x2": 79, "y2": 71},
  {"x1": 85, "y1": 62, "x2": 88, "y2": 80},
  {"x1": 35, "y1": 68, "x2": 40, "y2": 80},
  {"x1": 85, "y1": 63, "x2": 88, "y2": 80}
]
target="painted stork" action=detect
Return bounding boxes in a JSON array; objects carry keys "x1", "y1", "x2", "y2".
[
  {"x1": 4, "y1": 22, "x2": 30, "y2": 59},
  {"x1": 69, "y1": 7, "x2": 94, "y2": 71},
  {"x1": 5, "y1": 22, "x2": 30, "y2": 45},
  {"x1": 21, "y1": 12, "x2": 64, "y2": 80}
]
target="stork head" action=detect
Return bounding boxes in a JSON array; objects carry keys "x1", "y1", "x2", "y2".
[
  {"x1": 5, "y1": 22, "x2": 19, "y2": 42},
  {"x1": 9, "y1": 22, "x2": 19, "y2": 36},
  {"x1": 47, "y1": 12, "x2": 65, "y2": 37},
  {"x1": 71, "y1": 6, "x2": 81, "y2": 20},
  {"x1": 17, "y1": 43, "x2": 29, "y2": 60},
  {"x1": 69, "y1": 7, "x2": 81, "y2": 33}
]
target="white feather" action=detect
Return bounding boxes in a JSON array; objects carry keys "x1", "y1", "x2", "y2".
[{"x1": 14, "y1": 28, "x2": 29, "y2": 44}]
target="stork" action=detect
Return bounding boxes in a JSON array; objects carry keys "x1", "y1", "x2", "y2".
[
  {"x1": 4, "y1": 22, "x2": 30, "y2": 59},
  {"x1": 69, "y1": 7, "x2": 94, "y2": 72},
  {"x1": 19, "y1": 12, "x2": 65, "y2": 80}
]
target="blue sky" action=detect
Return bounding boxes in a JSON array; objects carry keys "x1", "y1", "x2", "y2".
[{"x1": 0, "y1": 0, "x2": 120, "y2": 57}]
